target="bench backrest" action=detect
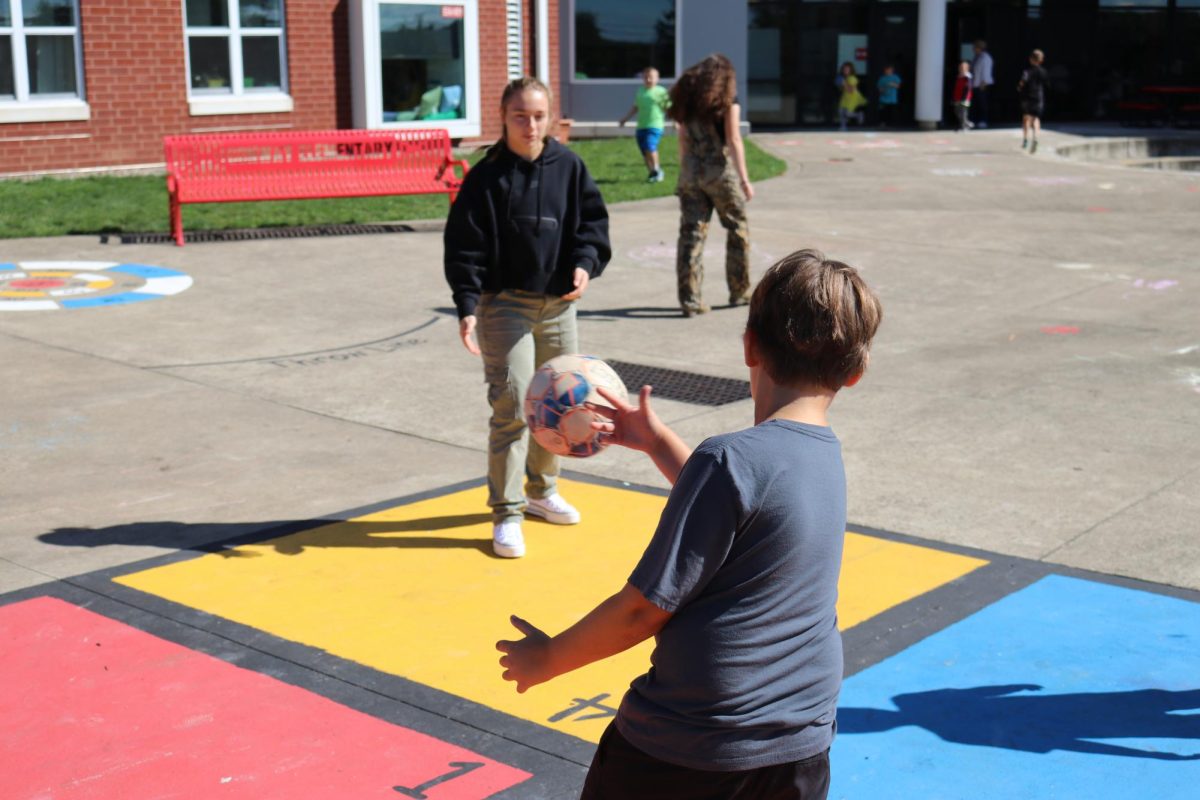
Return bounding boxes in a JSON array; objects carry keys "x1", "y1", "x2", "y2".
[{"x1": 164, "y1": 129, "x2": 457, "y2": 181}]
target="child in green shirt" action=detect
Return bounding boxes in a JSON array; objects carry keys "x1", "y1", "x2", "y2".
[{"x1": 619, "y1": 67, "x2": 671, "y2": 183}]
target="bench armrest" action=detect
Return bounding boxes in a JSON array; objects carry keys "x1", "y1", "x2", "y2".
[{"x1": 438, "y1": 157, "x2": 470, "y2": 183}]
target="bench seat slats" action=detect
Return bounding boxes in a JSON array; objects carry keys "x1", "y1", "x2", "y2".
[{"x1": 163, "y1": 129, "x2": 468, "y2": 246}]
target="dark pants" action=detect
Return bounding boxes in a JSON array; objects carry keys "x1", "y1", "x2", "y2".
[
  {"x1": 580, "y1": 723, "x2": 831, "y2": 800},
  {"x1": 970, "y1": 86, "x2": 990, "y2": 125}
]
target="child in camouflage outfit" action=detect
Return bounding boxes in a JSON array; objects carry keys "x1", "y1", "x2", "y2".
[{"x1": 668, "y1": 54, "x2": 753, "y2": 317}]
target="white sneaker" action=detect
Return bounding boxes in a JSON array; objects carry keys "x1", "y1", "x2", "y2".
[
  {"x1": 526, "y1": 493, "x2": 581, "y2": 525},
  {"x1": 492, "y1": 519, "x2": 525, "y2": 558}
]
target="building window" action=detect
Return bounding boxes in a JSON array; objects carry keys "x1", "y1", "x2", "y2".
[
  {"x1": 184, "y1": 0, "x2": 292, "y2": 115},
  {"x1": 378, "y1": 2, "x2": 466, "y2": 123},
  {"x1": 574, "y1": 0, "x2": 676, "y2": 80},
  {"x1": 349, "y1": 0, "x2": 480, "y2": 137},
  {"x1": 0, "y1": 0, "x2": 88, "y2": 122}
]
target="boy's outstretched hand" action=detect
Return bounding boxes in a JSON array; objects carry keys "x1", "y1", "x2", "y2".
[
  {"x1": 496, "y1": 615, "x2": 553, "y2": 693},
  {"x1": 591, "y1": 385, "x2": 662, "y2": 453},
  {"x1": 591, "y1": 385, "x2": 692, "y2": 485}
]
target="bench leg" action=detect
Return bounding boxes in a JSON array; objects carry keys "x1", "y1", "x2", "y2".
[{"x1": 170, "y1": 195, "x2": 184, "y2": 246}]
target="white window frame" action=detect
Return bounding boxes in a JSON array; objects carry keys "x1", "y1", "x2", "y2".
[
  {"x1": 0, "y1": 0, "x2": 89, "y2": 124},
  {"x1": 183, "y1": 0, "x2": 294, "y2": 116},
  {"x1": 349, "y1": 0, "x2": 480, "y2": 137},
  {"x1": 568, "y1": 0, "x2": 681, "y2": 85}
]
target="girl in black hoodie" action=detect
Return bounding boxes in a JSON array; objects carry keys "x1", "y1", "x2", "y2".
[{"x1": 444, "y1": 76, "x2": 611, "y2": 559}]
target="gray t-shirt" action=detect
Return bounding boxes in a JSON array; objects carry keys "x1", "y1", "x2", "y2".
[{"x1": 617, "y1": 419, "x2": 845, "y2": 771}]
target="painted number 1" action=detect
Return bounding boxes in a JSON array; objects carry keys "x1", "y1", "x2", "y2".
[{"x1": 394, "y1": 761, "x2": 484, "y2": 798}]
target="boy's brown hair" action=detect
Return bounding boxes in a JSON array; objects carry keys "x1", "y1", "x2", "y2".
[
  {"x1": 1030, "y1": 49, "x2": 1044, "y2": 64},
  {"x1": 747, "y1": 249, "x2": 882, "y2": 390}
]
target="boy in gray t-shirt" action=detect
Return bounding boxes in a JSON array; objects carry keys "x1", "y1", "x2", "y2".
[{"x1": 497, "y1": 249, "x2": 883, "y2": 799}]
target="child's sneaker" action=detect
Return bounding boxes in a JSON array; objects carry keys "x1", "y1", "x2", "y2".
[
  {"x1": 492, "y1": 519, "x2": 525, "y2": 558},
  {"x1": 652, "y1": 169, "x2": 665, "y2": 182},
  {"x1": 526, "y1": 494, "x2": 581, "y2": 525},
  {"x1": 1022, "y1": 139, "x2": 1028, "y2": 149},
  {"x1": 1030, "y1": 140, "x2": 1038, "y2": 154}
]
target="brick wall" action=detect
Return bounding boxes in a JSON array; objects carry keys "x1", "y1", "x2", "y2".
[
  {"x1": 470, "y1": 0, "x2": 562, "y2": 145},
  {"x1": 0, "y1": 0, "x2": 555, "y2": 175}
]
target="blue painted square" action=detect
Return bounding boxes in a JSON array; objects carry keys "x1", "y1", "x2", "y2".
[{"x1": 832, "y1": 575, "x2": 1200, "y2": 799}]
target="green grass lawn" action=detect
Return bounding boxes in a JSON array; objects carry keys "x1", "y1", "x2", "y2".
[{"x1": 0, "y1": 137, "x2": 785, "y2": 239}]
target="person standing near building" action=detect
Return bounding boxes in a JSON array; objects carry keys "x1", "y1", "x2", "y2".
[
  {"x1": 444, "y1": 76, "x2": 611, "y2": 559},
  {"x1": 876, "y1": 65, "x2": 902, "y2": 128},
  {"x1": 619, "y1": 67, "x2": 671, "y2": 183},
  {"x1": 1018, "y1": 49, "x2": 1048, "y2": 153},
  {"x1": 667, "y1": 53, "x2": 753, "y2": 318},
  {"x1": 836, "y1": 62, "x2": 867, "y2": 131},
  {"x1": 970, "y1": 40, "x2": 994, "y2": 128},
  {"x1": 952, "y1": 60, "x2": 974, "y2": 132}
]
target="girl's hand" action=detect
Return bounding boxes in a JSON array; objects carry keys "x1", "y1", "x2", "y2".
[
  {"x1": 459, "y1": 315, "x2": 481, "y2": 356},
  {"x1": 561, "y1": 268, "x2": 590, "y2": 301},
  {"x1": 590, "y1": 385, "x2": 662, "y2": 453},
  {"x1": 741, "y1": 178, "x2": 755, "y2": 202}
]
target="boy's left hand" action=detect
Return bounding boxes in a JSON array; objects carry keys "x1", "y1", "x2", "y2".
[
  {"x1": 560, "y1": 267, "x2": 589, "y2": 301},
  {"x1": 497, "y1": 615, "x2": 554, "y2": 693}
]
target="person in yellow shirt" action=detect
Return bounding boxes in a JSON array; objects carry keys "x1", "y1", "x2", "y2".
[{"x1": 836, "y1": 62, "x2": 867, "y2": 130}]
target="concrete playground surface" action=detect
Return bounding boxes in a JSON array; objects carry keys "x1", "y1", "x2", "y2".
[{"x1": 2, "y1": 127, "x2": 1198, "y2": 798}]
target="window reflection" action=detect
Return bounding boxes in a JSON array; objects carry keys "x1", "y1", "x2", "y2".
[
  {"x1": 24, "y1": 0, "x2": 74, "y2": 26},
  {"x1": 575, "y1": 0, "x2": 675, "y2": 79},
  {"x1": 378, "y1": 3, "x2": 466, "y2": 123},
  {"x1": 0, "y1": 36, "x2": 13, "y2": 97},
  {"x1": 27, "y1": 34, "x2": 76, "y2": 94},
  {"x1": 189, "y1": 36, "x2": 231, "y2": 89},
  {"x1": 242, "y1": 0, "x2": 282, "y2": 28},
  {"x1": 186, "y1": 0, "x2": 228, "y2": 28},
  {"x1": 242, "y1": 36, "x2": 282, "y2": 88}
]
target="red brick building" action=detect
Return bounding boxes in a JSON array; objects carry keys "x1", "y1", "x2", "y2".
[{"x1": 0, "y1": 0, "x2": 560, "y2": 175}]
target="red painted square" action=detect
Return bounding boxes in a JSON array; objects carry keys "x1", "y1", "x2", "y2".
[{"x1": 0, "y1": 597, "x2": 530, "y2": 798}]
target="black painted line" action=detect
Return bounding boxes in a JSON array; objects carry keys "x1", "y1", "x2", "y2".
[
  {"x1": 841, "y1": 558, "x2": 1052, "y2": 677},
  {"x1": 847, "y1": 521, "x2": 1200, "y2": 603}
]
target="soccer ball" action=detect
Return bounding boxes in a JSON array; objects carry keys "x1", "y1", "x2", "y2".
[{"x1": 524, "y1": 354, "x2": 629, "y2": 458}]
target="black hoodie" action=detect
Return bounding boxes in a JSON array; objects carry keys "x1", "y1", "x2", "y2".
[{"x1": 444, "y1": 138, "x2": 611, "y2": 319}]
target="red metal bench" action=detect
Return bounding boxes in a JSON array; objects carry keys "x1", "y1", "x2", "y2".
[{"x1": 163, "y1": 128, "x2": 469, "y2": 246}]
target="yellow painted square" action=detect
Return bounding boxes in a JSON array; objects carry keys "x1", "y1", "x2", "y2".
[{"x1": 116, "y1": 479, "x2": 986, "y2": 743}]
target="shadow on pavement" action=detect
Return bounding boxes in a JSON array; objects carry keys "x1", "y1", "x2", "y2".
[
  {"x1": 39, "y1": 514, "x2": 500, "y2": 558},
  {"x1": 839, "y1": 684, "x2": 1200, "y2": 760}
]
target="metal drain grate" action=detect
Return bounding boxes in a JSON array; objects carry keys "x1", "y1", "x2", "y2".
[
  {"x1": 110, "y1": 222, "x2": 434, "y2": 245},
  {"x1": 607, "y1": 360, "x2": 750, "y2": 407}
]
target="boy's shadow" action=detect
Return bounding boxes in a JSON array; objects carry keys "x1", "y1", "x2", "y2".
[
  {"x1": 40, "y1": 514, "x2": 499, "y2": 558},
  {"x1": 839, "y1": 684, "x2": 1200, "y2": 760}
]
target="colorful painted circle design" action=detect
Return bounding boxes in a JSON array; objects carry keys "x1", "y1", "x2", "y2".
[{"x1": 0, "y1": 261, "x2": 192, "y2": 311}]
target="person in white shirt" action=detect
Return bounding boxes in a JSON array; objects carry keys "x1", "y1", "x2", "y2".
[{"x1": 971, "y1": 40, "x2": 995, "y2": 128}]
